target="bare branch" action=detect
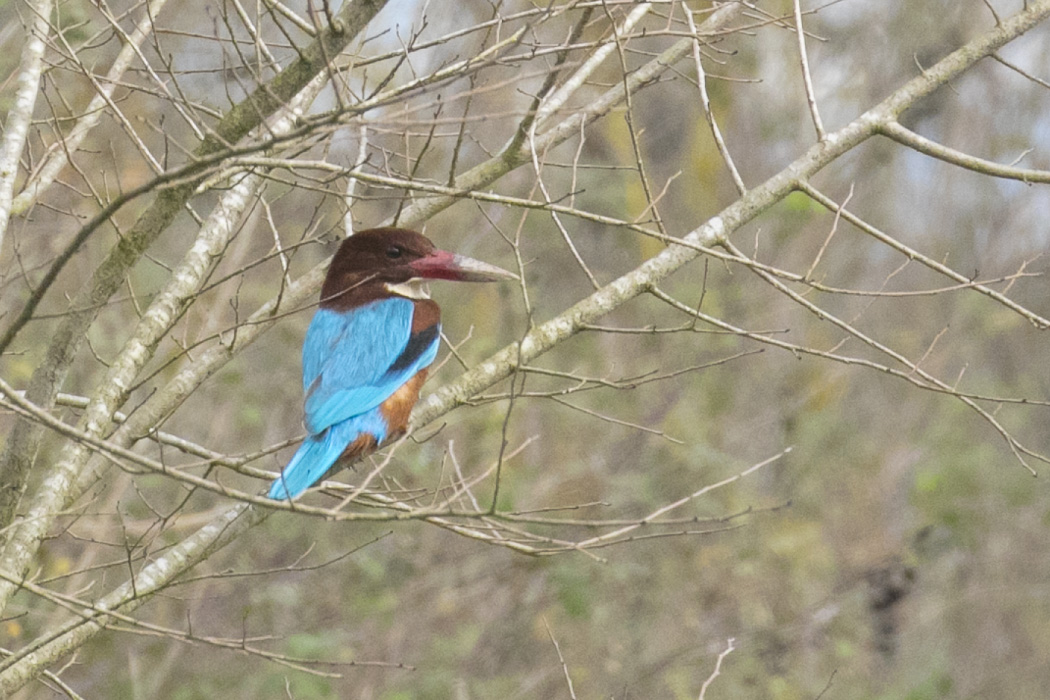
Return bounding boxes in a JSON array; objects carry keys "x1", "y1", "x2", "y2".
[
  {"x1": 879, "y1": 120, "x2": 1050, "y2": 183},
  {"x1": 698, "y1": 638, "x2": 736, "y2": 700},
  {"x1": 1, "y1": 1, "x2": 1049, "y2": 693},
  {"x1": 0, "y1": 0, "x2": 53, "y2": 251},
  {"x1": 792, "y1": 0, "x2": 826, "y2": 140}
]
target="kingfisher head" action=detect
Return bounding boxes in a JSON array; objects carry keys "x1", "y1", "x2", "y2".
[{"x1": 320, "y1": 227, "x2": 516, "y2": 309}]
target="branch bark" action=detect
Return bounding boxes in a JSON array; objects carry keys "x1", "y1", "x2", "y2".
[{"x1": 0, "y1": 0, "x2": 53, "y2": 252}]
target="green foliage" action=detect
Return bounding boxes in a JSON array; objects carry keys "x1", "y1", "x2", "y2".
[
  {"x1": 551, "y1": 563, "x2": 593, "y2": 620},
  {"x1": 895, "y1": 671, "x2": 953, "y2": 700}
]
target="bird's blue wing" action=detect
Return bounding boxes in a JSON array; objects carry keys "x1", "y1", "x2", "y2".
[
  {"x1": 301, "y1": 298, "x2": 439, "y2": 435},
  {"x1": 301, "y1": 301, "x2": 411, "y2": 395}
]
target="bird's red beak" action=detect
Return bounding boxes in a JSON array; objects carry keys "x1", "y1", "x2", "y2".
[{"x1": 410, "y1": 249, "x2": 518, "y2": 282}]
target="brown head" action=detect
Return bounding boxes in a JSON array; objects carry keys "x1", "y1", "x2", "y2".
[{"x1": 320, "y1": 228, "x2": 516, "y2": 310}]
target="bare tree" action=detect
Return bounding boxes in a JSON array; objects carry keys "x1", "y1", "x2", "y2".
[{"x1": 1, "y1": 0, "x2": 1048, "y2": 696}]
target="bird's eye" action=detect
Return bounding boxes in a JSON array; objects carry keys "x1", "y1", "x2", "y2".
[{"x1": 385, "y1": 246, "x2": 403, "y2": 259}]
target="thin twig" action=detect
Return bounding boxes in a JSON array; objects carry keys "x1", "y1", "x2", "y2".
[
  {"x1": 792, "y1": 0, "x2": 826, "y2": 140},
  {"x1": 698, "y1": 638, "x2": 736, "y2": 700}
]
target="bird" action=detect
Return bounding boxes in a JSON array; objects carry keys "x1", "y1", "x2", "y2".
[{"x1": 267, "y1": 227, "x2": 516, "y2": 501}]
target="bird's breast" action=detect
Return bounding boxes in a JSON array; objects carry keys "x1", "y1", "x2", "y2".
[{"x1": 378, "y1": 369, "x2": 429, "y2": 437}]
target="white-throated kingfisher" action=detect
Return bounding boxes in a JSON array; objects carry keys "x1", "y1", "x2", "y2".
[{"x1": 268, "y1": 227, "x2": 515, "y2": 500}]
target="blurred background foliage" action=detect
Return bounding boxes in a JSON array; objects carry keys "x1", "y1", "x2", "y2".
[{"x1": 1, "y1": 0, "x2": 1049, "y2": 697}]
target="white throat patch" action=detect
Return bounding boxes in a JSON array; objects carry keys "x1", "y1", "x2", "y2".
[{"x1": 384, "y1": 278, "x2": 431, "y2": 300}]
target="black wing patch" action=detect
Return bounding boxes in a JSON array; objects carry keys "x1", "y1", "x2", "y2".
[{"x1": 387, "y1": 323, "x2": 439, "y2": 374}]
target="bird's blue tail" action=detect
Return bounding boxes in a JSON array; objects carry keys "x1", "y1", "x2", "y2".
[
  {"x1": 267, "y1": 429, "x2": 347, "y2": 501},
  {"x1": 267, "y1": 410, "x2": 389, "y2": 500}
]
